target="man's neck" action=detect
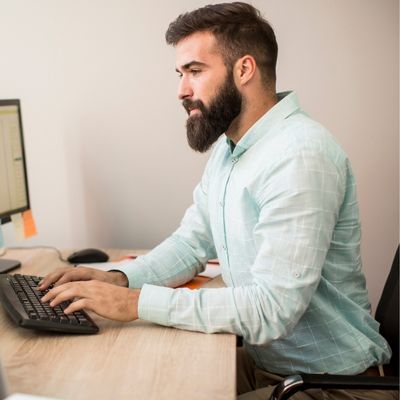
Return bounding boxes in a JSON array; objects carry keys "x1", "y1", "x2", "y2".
[{"x1": 226, "y1": 93, "x2": 278, "y2": 144}]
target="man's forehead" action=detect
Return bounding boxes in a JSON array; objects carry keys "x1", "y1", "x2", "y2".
[{"x1": 175, "y1": 31, "x2": 221, "y2": 69}]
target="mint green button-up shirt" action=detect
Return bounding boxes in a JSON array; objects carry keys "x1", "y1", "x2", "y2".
[{"x1": 112, "y1": 91, "x2": 391, "y2": 375}]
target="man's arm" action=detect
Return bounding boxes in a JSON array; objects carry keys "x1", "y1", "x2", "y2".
[{"x1": 137, "y1": 148, "x2": 346, "y2": 344}]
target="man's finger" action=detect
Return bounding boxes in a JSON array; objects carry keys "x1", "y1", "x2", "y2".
[
  {"x1": 63, "y1": 298, "x2": 93, "y2": 314},
  {"x1": 39, "y1": 267, "x2": 94, "y2": 290},
  {"x1": 52, "y1": 269, "x2": 88, "y2": 287},
  {"x1": 41, "y1": 282, "x2": 78, "y2": 304},
  {"x1": 38, "y1": 268, "x2": 71, "y2": 290}
]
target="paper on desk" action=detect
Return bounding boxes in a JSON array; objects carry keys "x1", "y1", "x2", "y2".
[
  {"x1": 78, "y1": 254, "x2": 140, "y2": 271},
  {"x1": 78, "y1": 261, "x2": 123, "y2": 271},
  {"x1": 6, "y1": 394, "x2": 60, "y2": 400},
  {"x1": 198, "y1": 262, "x2": 221, "y2": 279}
]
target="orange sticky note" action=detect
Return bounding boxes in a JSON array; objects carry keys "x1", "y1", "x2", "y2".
[{"x1": 22, "y1": 209, "x2": 37, "y2": 238}]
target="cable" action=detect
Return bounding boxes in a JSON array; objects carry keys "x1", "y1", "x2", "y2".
[{"x1": 0, "y1": 246, "x2": 69, "y2": 263}]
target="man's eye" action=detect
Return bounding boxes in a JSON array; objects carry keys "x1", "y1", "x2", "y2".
[{"x1": 190, "y1": 69, "x2": 201, "y2": 76}]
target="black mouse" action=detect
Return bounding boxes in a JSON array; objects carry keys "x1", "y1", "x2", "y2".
[{"x1": 67, "y1": 248, "x2": 109, "y2": 264}]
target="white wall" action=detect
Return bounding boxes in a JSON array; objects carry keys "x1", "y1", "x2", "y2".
[{"x1": 0, "y1": 0, "x2": 398, "y2": 310}]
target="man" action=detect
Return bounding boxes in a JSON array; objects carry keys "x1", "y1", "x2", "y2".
[{"x1": 40, "y1": 3, "x2": 394, "y2": 399}]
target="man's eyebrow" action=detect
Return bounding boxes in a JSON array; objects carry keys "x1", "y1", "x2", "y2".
[{"x1": 175, "y1": 61, "x2": 208, "y2": 73}]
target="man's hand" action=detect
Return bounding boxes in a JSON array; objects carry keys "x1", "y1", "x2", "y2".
[
  {"x1": 41, "y1": 280, "x2": 140, "y2": 322},
  {"x1": 38, "y1": 266, "x2": 128, "y2": 290}
]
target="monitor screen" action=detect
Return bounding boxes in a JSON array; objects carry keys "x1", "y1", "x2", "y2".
[{"x1": 0, "y1": 99, "x2": 30, "y2": 223}]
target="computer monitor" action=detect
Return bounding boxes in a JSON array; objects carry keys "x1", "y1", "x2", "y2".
[{"x1": 0, "y1": 99, "x2": 30, "y2": 273}]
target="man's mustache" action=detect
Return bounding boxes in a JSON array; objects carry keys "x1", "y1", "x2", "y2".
[{"x1": 182, "y1": 99, "x2": 206, "y2": 115}]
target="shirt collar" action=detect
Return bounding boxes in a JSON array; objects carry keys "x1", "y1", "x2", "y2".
[{"x1": 226, "y1": 91, "x2": 301, "y2": 157}]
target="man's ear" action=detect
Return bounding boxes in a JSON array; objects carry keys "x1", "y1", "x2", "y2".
[{"x1": 234, "y1": 55, "x2": 257, "y2": 87}]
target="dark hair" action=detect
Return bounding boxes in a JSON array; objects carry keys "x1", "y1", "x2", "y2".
[{"x1": 165, "y1": 2, "x2": 278, "y2": 88}]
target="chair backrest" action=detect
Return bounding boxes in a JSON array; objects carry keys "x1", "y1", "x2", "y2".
[{"x1": 375, "y1": 246, "x2": 399, "y2": 376}]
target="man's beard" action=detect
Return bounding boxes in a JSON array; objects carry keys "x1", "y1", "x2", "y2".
[{"x1": 182, "y1": 72, "x2": 242, "y2": 153}]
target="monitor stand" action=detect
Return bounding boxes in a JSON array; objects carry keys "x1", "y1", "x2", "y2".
[{"x1": 0, "y1": 259, "x2": 21, "y2": 274}]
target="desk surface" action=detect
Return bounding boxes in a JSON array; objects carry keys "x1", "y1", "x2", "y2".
[{"x1": 0, "y1": 248, "x2": 236, "y2": 400}]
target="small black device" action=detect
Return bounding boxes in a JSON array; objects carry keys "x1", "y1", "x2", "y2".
[
  {"x1": 67, "y1": 248, "x2": 109, "y2": 264},
  {"x1": 0, "y1": 274, "x2": 99, "y2": 334},
  {"x1": 0, "y1": 260, "x2": 21, "y2": 274}
]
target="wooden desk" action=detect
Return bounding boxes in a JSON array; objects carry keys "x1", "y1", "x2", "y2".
[{"x1": 0, "y1": 248, "x2": 236, "y2": 400}]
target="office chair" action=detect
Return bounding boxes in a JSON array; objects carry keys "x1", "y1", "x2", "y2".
[{"x1": 269, "y1": 246, "x2": 400, "y2": 400}]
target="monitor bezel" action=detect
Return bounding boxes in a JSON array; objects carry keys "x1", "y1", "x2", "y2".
[{"x1": 0, "y1": 99, "x2": 31, "y2": 223}]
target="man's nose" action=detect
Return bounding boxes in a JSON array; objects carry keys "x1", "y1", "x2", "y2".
[{"x1": 178, "y1": 76, "x2": 193, "y2": 100}]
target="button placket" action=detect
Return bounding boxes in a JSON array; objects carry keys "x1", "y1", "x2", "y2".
[{"x1": 219, "y1": 155, "x2": 240, "y2": 276}]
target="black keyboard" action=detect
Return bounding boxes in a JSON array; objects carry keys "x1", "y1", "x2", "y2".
[{"x1": 0, "y1": 274, "x2": 99, "y2": 334}]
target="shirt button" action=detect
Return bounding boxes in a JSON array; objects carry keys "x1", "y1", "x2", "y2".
[
  {"x1": 219, "y1": 201, "x2": 224, "y2": 207},
  {"x1": 222, "y1": 245, "x2": 227, "y2": 251},
  {"x1": 231, "y1": 158, "x2": 238, "y2": 164}
]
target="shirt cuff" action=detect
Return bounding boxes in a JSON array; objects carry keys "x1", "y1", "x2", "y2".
[
  {"x1": 138, "y1": 284, "x2": 174, "y2": 326},
  {"x1": 104, "y1": 259, "x2": 147, "y2": 288}
]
